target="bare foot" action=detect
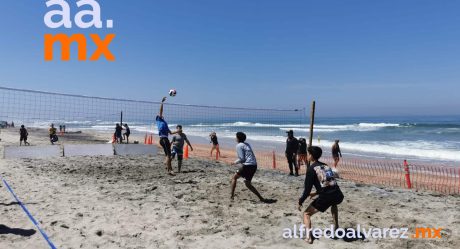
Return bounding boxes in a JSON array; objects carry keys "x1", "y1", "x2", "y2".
[{"x1": 304, "y1": 237, "x2": 313, "y2": 244}]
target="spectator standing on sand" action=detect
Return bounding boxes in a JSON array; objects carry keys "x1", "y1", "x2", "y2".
[
  {"x1": 332, "y1": 140, "x2": 342, "y2": 168},
  {"x1": 298, "y1": 146, "x2": 344, "y2": 244},
  {"x1": 210, "y1": 132, "x2": 221, "y2": 158},
  {"x1": 285, "y1": 130, "x2": 299, "y2": 176},
  {"x1": 115, "y1": 123, "x2": 123, "y2": 144},
  {"x1": 171, "y1": 125, "x2": 193, "y2": 173},
  {"x1": 123, "y1": 124, "x2": 131, "y2": 144},
  {"x1": 297, "y1": 138, "x2": 308, "y2": 168},
  {"x1": 49, "y1": 124, "x2": 58, "y2": 145},
  {"x1": 19, "y1": 125, "x2": 30, "y2": 146}
]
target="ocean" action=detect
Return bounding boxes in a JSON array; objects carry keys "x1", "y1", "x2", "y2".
[{"x1": 28, "y1": 115, "x2": 460, "y2": 164}]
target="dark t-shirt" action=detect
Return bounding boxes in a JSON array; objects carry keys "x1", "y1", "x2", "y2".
[
  {"x1": 115, "y1": 126, "x2": 122, "y2": 136},
  {"x1": 286, "y1": 137, "x2": 299, "y2": 154},
  {"x1": 332, "y1": 144, "x2": 341, "y2": 157},
  {"x1": 210, "y1": 135, "x2": 218, "y2": 145},
  {"x1": 299, "y1": 161, "x2": 340, "y2": 205},
  {"x1": 172, "y1": 133, "x2": 189, "y2": 150},
  {"x1": 20, "y1": 128, "x2": 28, "y2": 137},
  {"x1": 298, "y1": 139, "x2": 307, "y2": 154}
]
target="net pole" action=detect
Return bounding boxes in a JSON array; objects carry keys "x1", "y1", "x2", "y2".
[{"x1": 307, "y1": 101, "x2": 316, "y2": 167}]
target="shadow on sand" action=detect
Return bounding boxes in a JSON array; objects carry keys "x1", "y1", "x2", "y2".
[
  {"x1": 0, "y1": 224, "x2": 36, "y2": 237},
  {"x1": 0, "y1": 202, "x2": 20, "y2": 206}
]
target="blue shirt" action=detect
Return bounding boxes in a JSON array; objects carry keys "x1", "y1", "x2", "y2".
[{"x1": 156, "y1": 116, "x2": 171, "y2": 138}]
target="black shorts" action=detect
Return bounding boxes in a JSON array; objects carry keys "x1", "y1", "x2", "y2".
[
  {"x1": 160, "y1": 137, "x2": 171, "y2": 156},
  {"x1": 171, "y1": 153, "x2": 183, "y2": 161},
  {"x1": 237, "y1": 164, "x2": 257, "y2": 182},
  {"x1": 310, "y1": 188, "x2": 344, "y2": 212},
  {"x1": 20, "y1": 136, "x2": 27, "y2": 141}
]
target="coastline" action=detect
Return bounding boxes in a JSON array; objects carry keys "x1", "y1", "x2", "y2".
[{"x1": 0, "y1": 128, "x2": 459, "y2": 248}]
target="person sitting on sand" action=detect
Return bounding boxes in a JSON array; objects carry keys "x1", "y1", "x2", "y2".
[
  {"x1": 332, "y1": 140, "x2": 342, "y2": 168},
  {"x1": 171, "y1": 125, "x2": 193, "y2": 173},
  {"x1": 230, "y1": 132, "x2": 267, "y2": 202},
  {"x1": 156, "y1": 97, "x2": 178, "y2": 175},
  {"x1": 115, "y1": 123, "x2": 123, "y2": 144},
  {"x1": 210, "y1": 132, "x2": 221, "y2": 158},
  {"x1": 49, "y1": 124, "x2": 58, "y2": 145},
  {"x1": 297, "y1": 138, "x2": 308, "y2": 167},
  {"x1": 298, "y1": 146, "x2": 344, "y2": 244},
  {"x1": 19, "y1": 125, "x2": 30, "y2": 146},
  {"x1": 123, "y1": 124, "x2": 131, "y2": 144}
]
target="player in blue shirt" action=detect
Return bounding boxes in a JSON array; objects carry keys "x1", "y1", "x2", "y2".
[{"x1": 156, "y1": 97, "x2": 178, "y2": 175}]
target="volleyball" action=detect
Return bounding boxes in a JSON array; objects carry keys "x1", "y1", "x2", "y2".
[{"x1": 169, "y1": 89, "x2": 177, "y2": 97}]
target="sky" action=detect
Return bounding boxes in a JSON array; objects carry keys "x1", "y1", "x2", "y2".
[{"x1": 0, "y1": 0, "x2": 459, "y2": 117}]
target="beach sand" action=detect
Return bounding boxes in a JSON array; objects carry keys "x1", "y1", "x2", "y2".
[{"x1": 0, "y1": 128, "x2": 459, "y2": 249}]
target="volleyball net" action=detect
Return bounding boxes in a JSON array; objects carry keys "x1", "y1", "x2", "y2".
[{"x1": 0, "y1": 86, "x2": 458, "y2": 195}]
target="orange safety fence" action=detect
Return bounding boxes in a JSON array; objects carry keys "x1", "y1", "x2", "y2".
[{"x1": 187, "y1": 144, "x2": 460, "y2": 195}]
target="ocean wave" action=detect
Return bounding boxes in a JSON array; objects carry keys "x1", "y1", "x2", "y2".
[
  {"x1": 190, "y1": 121, "x2": 404, "y2": 133},
  {"x1": 306, "y1": 123, "x2": 402, "y2": 133},
  {"x1": 190, "y1": 122, "x2": 305, "y2": 128},
  {"x1": 316, "y1": 139, "x2": 460, "y2": 162}
]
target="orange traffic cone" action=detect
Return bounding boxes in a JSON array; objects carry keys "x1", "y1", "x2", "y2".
[
  {"x1": 147, "y1": 134, "x2": 152, "y2": 145},
  {"x1": 184, "y1": 145, "x2": 189, "y2": 159},
  {"x1": 150, "y1": 134, "x2": 154, "y2": 145},
  {"x1": 144, "y1": 133, "x2": 148, "y2": 144},
  {"x1": 111, "y1": 134, "x2": 116, "y2": 144}
]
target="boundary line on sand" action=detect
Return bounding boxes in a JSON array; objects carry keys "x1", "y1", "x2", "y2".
[{"x1": 1, "y1": 176, "x2": 57, "y2": 249}]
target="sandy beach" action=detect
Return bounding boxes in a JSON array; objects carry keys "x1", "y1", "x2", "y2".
[{"x1": 0, "y1": 128, "x2": 459, "y2": 249}]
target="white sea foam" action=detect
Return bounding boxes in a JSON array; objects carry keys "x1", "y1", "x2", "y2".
[
  {"x1": 316, "y1": 139, "x2": 460, "y2": 162},
  {"x1": 24, "y1": 120, "x2": 460, "y2": 162},
  {"x1": 190, "y1": 122, "x2": 305, "y2": 128}
]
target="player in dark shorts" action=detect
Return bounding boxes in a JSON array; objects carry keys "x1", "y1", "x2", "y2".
[
  {"x1": 230, "y1": 132, "x2": 269, "y2": 203},
  {"x1": 123, "y1": 124, "x2": 131, "y2": 144},
  {"x1": 171, "y1": 125, "x2": 193, "y2": 173},
  {"x1": 332, "y1": 140, "x2": 342, "y2": 168},
  {"x1": 209, "y1": 132, "x2": 221, "y2": 158},
  {"x1": 19, "y1": 125, "x2": 30, "y2": 146},
  {"x1": 285, "y1": 130, "x2": 299, "y2": 176},
  {"x1": 297, "y1": 138, "x2": 308, "y2": 167},
  {"x1": 298, "y1": 146, "x2": 344, "y2": 244},
  {"x1": 156, "y1": 97, "x2": 178, "y2": 175}
]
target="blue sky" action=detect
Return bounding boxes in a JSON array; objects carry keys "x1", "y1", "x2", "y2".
[{"x1": 0, "y1": 0, "x2": 459, "y2": 116}]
